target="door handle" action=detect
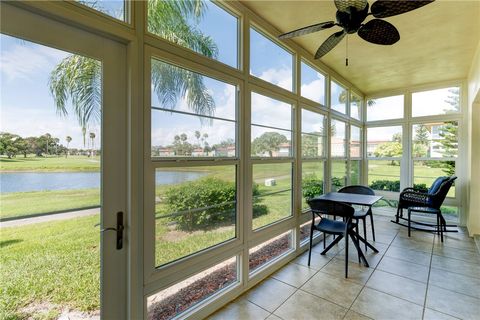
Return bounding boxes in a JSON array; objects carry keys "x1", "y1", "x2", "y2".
[{"x1": 101, "y1": 211, "x2": 124, "y2": 250}]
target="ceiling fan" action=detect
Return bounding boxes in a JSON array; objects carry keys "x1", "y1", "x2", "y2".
[{"x1": 278, "y1": 0, "x2": 435, "y2": 60}]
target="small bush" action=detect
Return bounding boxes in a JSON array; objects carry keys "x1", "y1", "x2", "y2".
[
  {"x1": 302, "y1": 175, "x2": 323, "y2": 201},
  {"x1": 369, "y1": 180, "x2": 429, "y2": 193},
  {"x1": 164, "y1": 177, "x2": 267, "y2": 231}
]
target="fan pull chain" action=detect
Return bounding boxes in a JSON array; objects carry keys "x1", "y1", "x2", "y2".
[{"x1": 345, "y1": 34, "x2": 349, "y2": 66}]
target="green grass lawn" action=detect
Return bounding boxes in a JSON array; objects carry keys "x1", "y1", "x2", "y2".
[
  {"x1": 0, "y1": 214, "x2": 101, "y2": 320},
  {"x1": 0, "y1": 155, "x2": 100, "y2": 172},
  {"x1": 0, "y1": 189, "x2": 100, "y2": 220}
]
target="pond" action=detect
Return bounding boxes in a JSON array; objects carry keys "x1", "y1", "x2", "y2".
[{"x1": 0, "y1": 171, "x2": 207, "y2": 193}]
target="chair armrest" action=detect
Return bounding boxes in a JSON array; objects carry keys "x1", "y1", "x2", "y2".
[{"x1": 400, "y1": 190, "x2": 429, "y2": 204}]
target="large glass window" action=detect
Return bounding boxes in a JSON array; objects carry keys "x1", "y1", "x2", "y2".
[
  {"x1": 155, "y1": 166, "x2": 236, "y2": 267},
  {"x1": 251, "y1": 93, "x2": 292, "y2": 158},
  {"x1": 366, "y1": 95, "x2": 404, "y2": 121},
  {"x1": 147, "y1": 256, "x2": 238, "y2": 320},
  {"x1": 330, "y1": 80, "x2": 347, "y2": 114},
  {"x1": 151, "y1": 59, "x2": 237, "y2": 158},
  {"x1": 252, "y1": 163, "x2": 292, "y2": 230},
  {"x1": 412, "y1": 121, "x2": 458, "y2": 198},
  {"x1": 412, "y1": 87, "x2": 460, "y2": 117},
  {"x1": 331, "y1": 119, "x2": 346, "y2": 157},
  {"x1": 367, "y1": 126, "x2": 403, "y2": 192},
  {"x1": 300, "y1": 61, "x2": 326, "y2": 105},
  {"x1": 301, "y1": 109, "x2": 326, "y2": 209},
  {"x1": 249, "y1": 230, "x2": 294, "y2": 275},
  {"x1": 350, "y1": 92, "x2": 362, "y2": 120},
  {"x1": 250, "y1": 27, "x2": 293, "y2": 91},
  {"x1": 350, "y1": 125, "x2": 362, "y2": 185},
  {"x1": 148, "y1": 0, "x2": 238, "y2": 68}
]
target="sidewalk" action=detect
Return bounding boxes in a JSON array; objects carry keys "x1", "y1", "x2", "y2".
[{"x1": 0, "y1": 208, "x2": 100, "y2": 228}]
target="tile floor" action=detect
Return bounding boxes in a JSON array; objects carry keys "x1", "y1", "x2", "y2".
[{"x1": 210, "y1": 215, "x2": 480, "y2": 320}]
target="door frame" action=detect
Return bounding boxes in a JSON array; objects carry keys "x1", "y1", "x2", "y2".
[{"x1": 0, "y1": 3, "x2": 129, "y2": 319}]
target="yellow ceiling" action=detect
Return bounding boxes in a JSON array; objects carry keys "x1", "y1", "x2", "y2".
[{"x1": 241, "y1": 0, "x2": 480, "y2": 95}]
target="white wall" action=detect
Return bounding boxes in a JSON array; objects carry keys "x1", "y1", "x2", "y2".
[{"x1": 467, "y1": 41, "x2": 480, "y2": 236}]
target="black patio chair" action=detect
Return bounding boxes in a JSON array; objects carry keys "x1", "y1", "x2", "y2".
[
  {"x1": 396, "y1": 176, "x2": 456, "y2": 221},
  {"x1": 338, "y1": 185, "x2": 376, "y2": 251},
  {"x1": 307, "y1": 199, "x2": 369, "y2": 278}
]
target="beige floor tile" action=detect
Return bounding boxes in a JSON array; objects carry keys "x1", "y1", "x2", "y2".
[
  {"x1": 271, "y1": 262, "x2": 317, "y2": 288},
  {"x1": 245, "y1": 278, "x2": 296, "y2": 312},
  {"x1": 426, "y1": 285, "x2": 480, "y2": 320},
  {"x1": 385, "y1": 245, "x2": 431, "y2": 266},
  {"x1": 274, "y1": 290, "x2": 347, "y2": 320},
  {"x1": 391, "y1": 236, "x2": 433, "y2": 253},
  {"x1": 368, "y1": 231, "x2": 396, "y2": 245},
  {"x1": 265, "y1": 314, "x2": 282, "y2": 320},
  {"x1": 300, "y1": 271, "x2": 363, "y2": 308},
  {"x1": 293, "y1": 250, "x2": 332, "y2": 270},
  {"x1": 321, "y1": 258, "x2": 374, "y2": 285},
  {"x1": 366, "y1": 270, "x2": 427, "y2": 305},
  {"x1": 209, "y1": 298, "x2": 270, "y2": 320},
  {"x1": 377, "y1": 256, "x2": 430, "y2": 283},
  {"x1": 422, "y1": 308, "x2": 459, "y2": 320},
  {"x1": 335, "y1": 245, "x2": 384, "y2": 268},
  {"x1": 351, "y1": 287, "x2": 424, "y2": 320},
  {"x1": 429, "y1": 268, "x2": 480, "y2": 299},
  {"x1": 397, "y1": 229, "x2": 436, "y2": 242},
  {"x1": 433, "y1": 245, "x2": 480, "y2": 264},
  {"x1": 431, "y1": 255, "x2": 480, "y2": 279},
  {"x1": 434, "y1": 236, "x2": 478, "y2": 252},
  {"x1": 343, "y1": 310, "x2": 372, "y2": 320}
]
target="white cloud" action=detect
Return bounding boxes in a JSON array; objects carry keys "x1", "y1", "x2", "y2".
[
  {"x1": 251, "y1": 92, "x2": 292, "y2": 130},
  {"x1": 301, "y1": 79, "x2": 325, "y2": 104},
  {"x1": 256, "y1": 67, "x2": 293, "y2": 92},
  {"x1": 0, "y1": 41, "x2": 67, "y2": 82}
]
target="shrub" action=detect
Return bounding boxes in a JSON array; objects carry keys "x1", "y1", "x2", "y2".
[
  {"x1": 369, "y1": 180, "x2": 428, "y2": 193},
  {"x1": 164, "y1": 177, "x2": 267, "y2": 231},
  {"x1": 302, "y1": 175, "x2": 324, "y2": 201},
  {"x1": 369, "y1": 180, "x2": 401, "y2": 192}
]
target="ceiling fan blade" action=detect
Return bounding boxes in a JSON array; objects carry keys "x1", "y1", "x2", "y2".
[
  {"x1": 314, "y1": 30, "x2": 346, "y2": 59},
  {"x1": 358, "y1": 19, "x2": 400, "y2": 45},
  {"x1": 278, "y1": 21, "x2": 336, "y2": 39},
  {"x1": 334, "y1": 0, "x2": 368, "y2": 12},
  {"x1": 371, "y1": 0, "x2": 435, "y2": 18}
]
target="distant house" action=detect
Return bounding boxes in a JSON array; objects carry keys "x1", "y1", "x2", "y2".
[
  {"x1": 213, "y1": 146, "x2": 236, "y2": 157},
  {"x1": 272, "y1": 142, "x2": 291, "y2": 157},
  {"x1": 192, "y1": 148, "x2": 205, "y2": 157},
  {"x1": 158, "y1": 147, "x2": 175, "y2": 157}
]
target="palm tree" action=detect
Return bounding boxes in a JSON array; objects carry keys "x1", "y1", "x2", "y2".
[
  {"x1": 89, "y1": 132, "x2": 96, "y2": 157},
  {"x1": 65, "y1": 136, "x2": 72, "y2": 158},
  {"x1": 49, "y1": 0, "x2": 217, "y2": 138}
]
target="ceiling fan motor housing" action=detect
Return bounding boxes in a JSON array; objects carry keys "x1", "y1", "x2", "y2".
[{"x1": 336, "y1": 3, "x2": 369, "y2": 34}]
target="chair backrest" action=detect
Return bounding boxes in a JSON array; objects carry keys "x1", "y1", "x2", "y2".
[
  {"x1": 338, "y1": 185, "x2": 375, "y2": 196},
  {"x1": 307, "y1": 199, "x2": 355, "y2": 219},
  {"x1": 429, "y1": 176, "x2": 457, "y2": 209},
  {"x1": 428, "y1": 176, "x2": 449, "y2": 195}
]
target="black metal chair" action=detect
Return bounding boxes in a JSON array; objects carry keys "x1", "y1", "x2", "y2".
[
  {"x1": 395, "y1": 176, "x2": 457, "y2": 239},
  {"x1": 307, "y1": 199, "x2": 370, "y2": 278},
  {"x1": 396, "y1": 176, "x2": 456, "y2": 222},
  {"x1": 338, "y1": 185, "x2": 376, "y2": 251}
]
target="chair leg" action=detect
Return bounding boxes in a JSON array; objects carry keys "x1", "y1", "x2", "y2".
[
  {"x1": 369, "y1": 211, "x2": 376, "y2": 241},
  {"x1": 321, "y1": 234, "x2": 344, "y2": 255},
  {"x1": 345, "y1": 231, "x2": 349, "y2": 278},
  {"x1": 349, "y1": 232, "x2": 369, "y2": 268},
  {"x1": 408, "y1": 208, "x2": 411, "y2": 237},
  {"x1": 363, "y1": 218, "x2": 367, "y2": 252},
  {"x1": 323, "y1": 232, "x2": 326, "y2": 249},
  {"x1": 308, "y1": 225, "x2": 314, "y2": 266}
]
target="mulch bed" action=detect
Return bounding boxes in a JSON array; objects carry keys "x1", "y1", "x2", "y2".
[{"x1": 148, "y1": 234, "x2": 291, "y2": 320}]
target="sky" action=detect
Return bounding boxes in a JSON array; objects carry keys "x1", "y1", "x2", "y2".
[{"x1": 0, "y1": 0, "x2": 460, "y2": 151}]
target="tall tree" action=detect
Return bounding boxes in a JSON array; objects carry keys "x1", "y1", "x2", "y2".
[
  {"x1": 49, "y1": 0, "x2": 218, "y2": 142},
  {"x1": 89, "y1": 132, "x2": 96, "y2": 157},
  {"x1": 66, "y1": 136, "x2": 72, "y2": 158},
  {"x1": 439, "y1": 121, "x2": 458, "y2": 175},
  {"x1": 413, "y1": 125, "x2": 430, "y2": 157},
  {"x1": 252, "y1": 132, "x2": 288, "y2": 157}
]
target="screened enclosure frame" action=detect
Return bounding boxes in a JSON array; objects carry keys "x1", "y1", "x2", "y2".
[{"x1": 4, "y1": 1, "x2": 469, "y2": 319}]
